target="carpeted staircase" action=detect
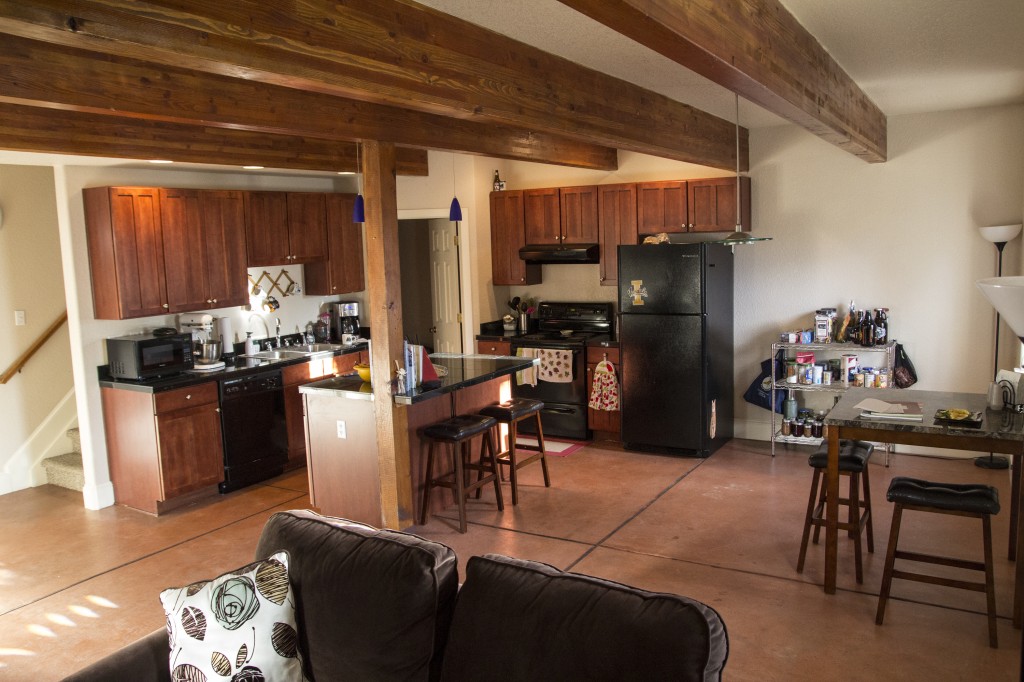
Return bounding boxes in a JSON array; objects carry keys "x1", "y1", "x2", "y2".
[{"x1": 42, "y1": 427, "x2": 84, "y2": 492}]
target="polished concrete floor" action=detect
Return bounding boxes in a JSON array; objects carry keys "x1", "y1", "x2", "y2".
[{"x1": 0, "y1": 438, "x2": 1020, "y2": 680}]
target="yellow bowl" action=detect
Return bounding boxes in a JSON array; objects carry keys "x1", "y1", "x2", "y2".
[{"x1": 354, "y1": 363, "x2": 371, "y2": 383}]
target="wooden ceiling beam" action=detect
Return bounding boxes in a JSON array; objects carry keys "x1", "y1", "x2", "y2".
[
  {"x1": 0, "y1": 101, "x2": 429, "y2": 175},
  {"x1": 558, "y1": 0, "x2": 886, "y2": 163},
  {"x1": 0, "y1": 35, "x2": 616, "y2": 171},
  {"x1": 0, "y1": 0, "x2": 743, "y2": 171}
]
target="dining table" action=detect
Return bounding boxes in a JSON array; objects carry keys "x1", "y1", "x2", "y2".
[{"x1": 822, "y1": 387, "x2": 1024, "y2": 627}]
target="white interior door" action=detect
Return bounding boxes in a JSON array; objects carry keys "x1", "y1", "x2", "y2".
[{"x1": 429, "y1": 218, "x2": 463, "y2": 353}]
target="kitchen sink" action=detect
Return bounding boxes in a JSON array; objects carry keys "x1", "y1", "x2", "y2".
[
  {"x1": 245, "y1": 344, "x2": 343, "y2": 360},
  {"x1": 289, "y1": 343, "x2": 344, "y2": 354}
]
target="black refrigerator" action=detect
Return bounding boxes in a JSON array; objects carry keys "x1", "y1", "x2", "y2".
[{"x1": 617, "y1": 243, "x2": 734, "y2": 457}]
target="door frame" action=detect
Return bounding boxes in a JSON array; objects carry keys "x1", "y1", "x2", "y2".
[{"x1": 397, "y1": 207, "x2": 473, "y2": 355}]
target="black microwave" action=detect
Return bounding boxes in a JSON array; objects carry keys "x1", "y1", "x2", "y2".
[{"x1": 106, "y1": 332, "x2": 194, "y2": 380}]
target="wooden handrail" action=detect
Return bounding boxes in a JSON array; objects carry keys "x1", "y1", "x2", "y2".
[{"x1": 0, "y1": 311, "x2": 68, "y2": 384}]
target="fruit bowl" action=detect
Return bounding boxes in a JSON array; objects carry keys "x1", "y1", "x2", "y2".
[{"x1": 354, "y1": 363, "x2": 371, "y2": 383}]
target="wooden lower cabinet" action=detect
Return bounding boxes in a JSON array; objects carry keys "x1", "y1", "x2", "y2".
[
  {"x1": 475, "y1": 339, "x2": 511, "y2": 356},
  {"x1": 283, "y1": 352, "x2": 367, "y2": 469},
  {"x1": 586, "y1": 346, "x2": 620, "y2": 436},
  {"x1": 102, "y1": 382, "x2": 223, "y2": 514}
]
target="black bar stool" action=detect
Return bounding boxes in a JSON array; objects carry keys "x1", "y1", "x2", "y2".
[
  {"x1": 420, "y1": 414, "x2": 504, "y2": 533},
  {"x1": 797, "y1": 440, "x2": 874, "y2": 583},
  {"x1": 876, "y1": 476, "x2": 1000, "y2": 648},
  {"x1": 479, "y1": 398, "x2": 551, "y2": 505}
]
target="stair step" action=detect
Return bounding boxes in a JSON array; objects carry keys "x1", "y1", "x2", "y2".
[
  {"x1": 67, "y1": 427, "x2": 81, "y2": 455},
  {"x1": 43, "y1": 452, "x2": 84, "y2": 492}
]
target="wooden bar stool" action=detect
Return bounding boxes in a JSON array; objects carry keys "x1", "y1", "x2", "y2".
[
  {"x1": 797, "y1": 440, "x2": 874, "y2": 583},
  {"x1": 419, "y1": 414, "x2": 504, "y2": 533},
  {"x1": 876, "y1": 476, "x2": 1000, "y2": 648},
  {"x1": 479, "y1": 398, "x2": 551, "y2": 505}
]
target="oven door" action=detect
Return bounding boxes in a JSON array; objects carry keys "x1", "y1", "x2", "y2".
[{"x1": 509, "y1": 344, "x2": 587, "y2": 405}]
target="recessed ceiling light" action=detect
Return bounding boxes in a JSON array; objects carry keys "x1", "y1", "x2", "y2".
[
  {"x1": 148, "y1": 159, "x2": 173, "y2": 164},
  {"x1": 242, "y1": 165, "x2": 264, "y2": 170}
]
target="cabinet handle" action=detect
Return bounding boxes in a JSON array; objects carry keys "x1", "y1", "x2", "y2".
[
  {"x1": 162, "y1": 303, "x2": 169, "y2": 309},
  {"x1": 185, "y1": 394, "x2": 191, "y2": 400},
  {"x1": 215, "y1": 408, "x2": 220, "y2": 413},
  {"x1": 211, "y1": 298, "x2": 217, "y2": 304}
]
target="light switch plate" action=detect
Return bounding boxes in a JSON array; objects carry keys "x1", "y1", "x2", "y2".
[
  {"x1": 14, "y1": 310, "x2": 25, "y2": 326},
  {"x1": 336, "y1": 420, "x2": 347, "y2": 439}
]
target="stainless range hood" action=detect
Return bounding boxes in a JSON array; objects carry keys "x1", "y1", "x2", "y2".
[{"x1": 519, "y1": 243, "x2": 600, "y2": 264}]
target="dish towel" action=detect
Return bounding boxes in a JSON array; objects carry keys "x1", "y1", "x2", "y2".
[
  {"x1": 588, "y1": 359, "x2": 620, "y2": 411},
  {"x1": 538, "y1": 349, "x2": 574, "y2": 383},
  {"x1": 516, "y1": 347, "x2": 540, "y2": 387}
]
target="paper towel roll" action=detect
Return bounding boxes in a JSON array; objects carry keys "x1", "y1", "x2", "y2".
[{"x1": 216, "y1": 317, "x2": 234, "y2": 347}]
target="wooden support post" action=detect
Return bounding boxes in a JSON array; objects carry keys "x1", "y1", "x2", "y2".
[{"x1": 361, "y1": 140, "x2": 414, "y2": 529}]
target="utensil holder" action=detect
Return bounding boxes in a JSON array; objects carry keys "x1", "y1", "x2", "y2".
[{"x1": 519, "y1": 313, "x2": 529, "y2": 331}]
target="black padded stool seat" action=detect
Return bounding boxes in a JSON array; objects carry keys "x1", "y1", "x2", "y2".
[
  {"x1": 797, "y1": 440, "x2": 874, "y2": 583},
  {"x1": 876, "y1": 477, "x2": 1000, "y2": 647},
  {"x1": 420, "y1": 414, "x2": 504, "y2": 533},
  {"x1": 479, "y1": 398, "x2": 551, "y2": 505},
  {"x1": 886, "y1": 477, "x2": 1000, "y2": 515}
]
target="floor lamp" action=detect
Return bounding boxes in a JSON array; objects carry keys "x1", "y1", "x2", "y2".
[{"x1": 976, "y1": 223, "x2": 1023, "y2": 469}]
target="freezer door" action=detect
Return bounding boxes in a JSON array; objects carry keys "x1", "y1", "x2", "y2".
[
  {"x1": 620, "y1": 313, "x2": 704, "y2": 451},
  {"x1": 618, "y1": 244, "x2": 703, "y2": 315}
]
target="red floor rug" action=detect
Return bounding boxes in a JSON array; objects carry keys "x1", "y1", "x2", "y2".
[{"x1": 515, "y1": 437, "x2": 586, "y2": 457}]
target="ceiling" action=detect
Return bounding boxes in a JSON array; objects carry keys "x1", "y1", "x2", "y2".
[
  {"x1": 0, "y1": 0, "x2": 1019, "y2": 176},
  {"x1": 418, "y1": 0, "x2": 1024, "y2": 128}
]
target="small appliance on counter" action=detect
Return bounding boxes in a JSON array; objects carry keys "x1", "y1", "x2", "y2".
[
  {"x1": 178, "y1": 313, "x2": 225, "y2": 371},
  {"x1": 106, "y1": 331, "x2": 194, "y2": 380},
  {"x1": 330, "y1": 301, "x2": 361, "y2": 345}
]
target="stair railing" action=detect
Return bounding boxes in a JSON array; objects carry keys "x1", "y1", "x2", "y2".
[{"x1": 0, "y1": 310, "x2": 69, "y2": 384}]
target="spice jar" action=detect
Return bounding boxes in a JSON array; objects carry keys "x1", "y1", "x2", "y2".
[
  {"x1": 811, "y1": 420, "x2": 823, "y2": 438},
  {"x1": 781, "y1": 419, "x2": 792, "y2": 436}
]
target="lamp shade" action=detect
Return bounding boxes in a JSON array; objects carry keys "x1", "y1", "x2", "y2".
[
  {"x1": 977, "y1": 276, "x2": 1024, "y2": 338},
  {"x1": 979, "y1": 224, "x2": 1023, "y2": 244},
  {"x1": 352, "y1": 194, "x2": 365, "y2": 223},
  {"x1": 449, "y1": 196, "x2": 463, "y2": 222}
]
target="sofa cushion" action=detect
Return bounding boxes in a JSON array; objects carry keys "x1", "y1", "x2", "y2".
[
  {"x1": 253, "y1": 510, "x2": 458, "y2": 681},
  {"x1": 442, "y1": 554, "x2": 728, "y2": 682},
  {"x1": 159, "y1": 551, "x2": 301, "y2": 682}
]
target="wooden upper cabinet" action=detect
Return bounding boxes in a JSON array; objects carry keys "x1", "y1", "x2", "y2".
[
  {"x1": 523, "y1": 188, "x2": 561, "y2": 244},
  {"x1": 160, "y1": 189, "x2": 209, "y2": 313},
  {"x1": 84, "y1": 186, "x2": 169, "y2": 319},
  {"x1": 559, "y1": 186, "x2": 599, "y2": 243},
  {"x1": 305, "y1": 193, "x2": 365, "y2": 295},
  {"x1": 636, "y1": 180, "x2": 689, "y2": 234},
  {"x1": 199, "y1": 190, "x2": 249, "y2": 307},
  {"x1": 490, "y1": 191, "x2": 541, "y2": 286},
  {"x1": 689, "y1": 177, "x2": 751, "y2": 233},
  {"x1": 245, "y1": 191, "x2": 328, "y2": 265},
  {"x1": 597, "y1": 184, "x2": 638, "y2": 287}
]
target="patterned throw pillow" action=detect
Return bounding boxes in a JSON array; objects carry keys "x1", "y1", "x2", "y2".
[{"x1": 160, "y1": 551, "x2": 302, "y2": 682}]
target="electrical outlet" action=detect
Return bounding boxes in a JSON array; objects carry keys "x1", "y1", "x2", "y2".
[
  {"x1": 14, "y1": 310, "x2": 25, "y2": 326},
  {"x1": 336, "y1": 420, "x2": 347, "y2": 439}
]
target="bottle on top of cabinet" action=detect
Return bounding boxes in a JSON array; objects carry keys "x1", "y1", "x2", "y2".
[{"x1": 873, "y1": 308, "x2": 888, "y2": 345}]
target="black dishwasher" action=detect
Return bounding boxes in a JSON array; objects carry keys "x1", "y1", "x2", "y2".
[{"x1": 218, "y1": 369, "x2": 287, "y2": 493}]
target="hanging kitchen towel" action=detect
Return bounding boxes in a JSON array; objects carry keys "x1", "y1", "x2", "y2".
[
  {"x1": 538, "y1": 349, "x2": 574, "y2": 383},
  {"x1": 516, "y1": 347, "x2": 540, "y2": 387},
  {"x1": 588, "y1": 359, "x2": 620, "y2": 411}
]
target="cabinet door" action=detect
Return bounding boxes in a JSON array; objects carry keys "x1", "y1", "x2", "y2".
[
  {"x1": 160, "y1": 189, "x2": 209, "y2": 313},
  {"x1": 306, "y1": 194, "x2": 365, "y2": 295},
  {"x1": 489, "y1": 191, "x2": 540, "y2": 286},
  {"x1": 200, "y1": 190, "x2": 249, "y2": 307},
  {"x1": 636, "y1": 180, "x2": 688, "y2": 234},
  {"x1": 113, "y1": 187, "x2": 169, "y2": 318},
  {"x1": 523, "y1": 188, "x2": 561, "y2": 244},
  {"x1": 559, "y1": 186, "x2": 599, "y2": 243},
  {"x1": 597, "y1": 184, "x2": 638, "y2": 287},
  {"x1": 476, "y1": 340, "x2": 511, "y2": 356},
  {"x1": 156, "y1": 400, "x2": 224, "y2": 499},
  {"x1": 689, "y1": 177, "x2": 750, "y2": 233},
  {"x1": 286, "y1": 192, "x2": 329, "y2": 263},
  {"x1": 245, "y1": 191, "x2": 290, "y2": 265}
]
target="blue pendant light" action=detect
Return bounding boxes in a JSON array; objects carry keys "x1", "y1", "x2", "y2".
[
  {"x1": 352, "y1": 141, "x2": 365, "y2": 223},
  {"x1": 449, "y1": 153, "x2": 462, "y2": 222}
]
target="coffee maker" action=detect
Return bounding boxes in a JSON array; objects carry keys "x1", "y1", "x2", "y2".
[{"x1": 330, "y1": 301, "x2": 360, "y2": 345}]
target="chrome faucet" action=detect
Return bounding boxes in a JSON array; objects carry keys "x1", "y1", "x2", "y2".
[{"x1": 275, "y1": 317, "x2": 282, "y2": 348}]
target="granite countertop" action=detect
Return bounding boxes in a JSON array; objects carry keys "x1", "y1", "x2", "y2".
[
  {"x1": 299, "y1": 374, "x2": 373, "y2": 400},
  {"x1": 98, "y1": 343, "x2": 367, "y2": 393},
  {"x1": 825, "y1": 387, "x2": 1024, "y2": 441},
  {"x1": 393, "y1": 353, "x2": 537, "y2": 405}
]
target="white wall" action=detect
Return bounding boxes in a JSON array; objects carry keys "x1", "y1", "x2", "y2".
[{"x1": 0, "y1": 165, "x2": 74, "y2": 494}]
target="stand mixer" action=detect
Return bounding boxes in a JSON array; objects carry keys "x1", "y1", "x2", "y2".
[{"x1": 178, "y1": 313, "x2": 227, "y2": 370}]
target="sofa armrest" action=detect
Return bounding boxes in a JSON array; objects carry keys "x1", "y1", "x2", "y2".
[{"x1": 62, "y1": 629, "x2": 170, "y2": 682}]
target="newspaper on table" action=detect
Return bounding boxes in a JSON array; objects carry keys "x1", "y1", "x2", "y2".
[{"x1": 853, "y1": 398, "x2": 923, "y2": 422}]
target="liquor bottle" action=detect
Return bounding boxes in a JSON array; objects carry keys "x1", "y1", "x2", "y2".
[
  {"x1": 860, "y1": 310, "x2": 874, "y2": 347},
  {"x1": 842, "y1": 300, "x2": 856, "y2": 343},
  {"x1": 873, "y1": 308, "x2": 888, "y2": 345},
  {"x1": 493, "y1": 170, "x2": 503, "y2": 191}
]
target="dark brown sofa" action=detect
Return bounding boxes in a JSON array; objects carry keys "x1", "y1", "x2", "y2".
[{"x1": 65, "y1": 510, "x2": 728, "y2": 681}]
